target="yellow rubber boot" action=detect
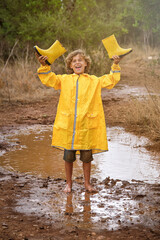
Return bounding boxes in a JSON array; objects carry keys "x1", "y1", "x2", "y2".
[
  {"x1": 34, "y1": 40, "x2": 67, "y2": 65},
  {"x1": 102, "y1": 34, "x2": 132, "y2": 59}
]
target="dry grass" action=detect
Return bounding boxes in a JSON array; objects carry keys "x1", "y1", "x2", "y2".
[
  {"x1": 0, "y1": 48, "x2": 111, "y2": 103},
  {"x1": 125, "y1": 98, "x2": 160, "y2": 138},
  {"x1": 0, "y1": 59, "x2": 56, "y2": 103},
  {"x1": 105, "y1": 94, "x2": 160, "y2": 152},
  {"x1": 121, "y1": 43, "x2": 160, "y2": 62}
]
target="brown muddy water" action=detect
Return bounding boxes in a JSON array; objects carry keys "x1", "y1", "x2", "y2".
[
  {"x1": 0, "y1": 125, "x2": 160, "y2": 231},
  {"x1": 0, "y1": 125, "x2": 159, "y2": 183}
]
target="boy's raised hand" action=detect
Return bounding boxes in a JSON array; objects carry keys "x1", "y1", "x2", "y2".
[
  {"x1": 112, "y1": 55, "x2": 121, "y2": 65},
  {"x1": 35, "y1": 52, "x2": 48, "y2": 66}
]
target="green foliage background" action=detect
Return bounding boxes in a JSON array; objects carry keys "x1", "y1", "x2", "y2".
[{"x1": 0, "y1": 0, "x2": 160, "y2": 60}]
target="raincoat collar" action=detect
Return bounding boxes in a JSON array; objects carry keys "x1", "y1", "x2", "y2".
[{"x1": 72, "y1": 73, "x2": 89, "y2": 77}]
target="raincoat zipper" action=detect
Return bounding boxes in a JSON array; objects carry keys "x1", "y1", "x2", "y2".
[{"x1": 71, "y1": 75, "x2": 80, "y2": 149}]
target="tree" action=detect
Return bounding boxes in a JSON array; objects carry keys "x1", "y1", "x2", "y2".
[
  {"x1": 121, "y1": 0, "x2": 160, "y2": 47},
  {"x1": 0, "y1": 0, "x2": 159, "y2": 59}
]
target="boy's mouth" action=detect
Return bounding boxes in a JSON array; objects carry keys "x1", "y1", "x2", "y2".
[{"x1": 75, "y1": 65, "x2": 81, "y2": 70}]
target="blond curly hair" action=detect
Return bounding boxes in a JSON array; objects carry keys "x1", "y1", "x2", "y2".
[{"x1": 65, "y1": 49, "x2": 91, "y2": 74}]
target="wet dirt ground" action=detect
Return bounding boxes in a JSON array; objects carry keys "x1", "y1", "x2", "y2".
[
  {"x1": 0, "y1": 167, "x2": 160, "y2": 240},
  {"x1": 0, "y1": 82, "x2": 160, "y2": 239}
]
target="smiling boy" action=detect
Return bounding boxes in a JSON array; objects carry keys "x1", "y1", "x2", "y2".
[
  {"x1": 36, "y1": 49, "x2": 121, "y2": 193},
  {"x1": 69, "y1": 53, "x2": 87, "y2": 74}
]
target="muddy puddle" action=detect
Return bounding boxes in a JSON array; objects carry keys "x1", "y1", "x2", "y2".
[
  {"x1": 101, "y1": 84, "x2": 160, "y2": 100},
  {"x1": 12, "y1": 174, "x2": 160, "y2": 231},
  {"x1": 0, "y1": 125, "x2": 160, "y2": 231}
]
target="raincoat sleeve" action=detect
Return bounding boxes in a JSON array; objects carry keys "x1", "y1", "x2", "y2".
[
  {"x1": 99, "y1": 63, "x2": 121, "y2": 89},
  {"x1": 37, "y1": 65, "x2": 62, "y2": 90}
]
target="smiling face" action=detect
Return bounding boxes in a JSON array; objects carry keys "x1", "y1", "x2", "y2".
[{"x1": 70, "y1": 54, "x2": 87, "y2": 75}]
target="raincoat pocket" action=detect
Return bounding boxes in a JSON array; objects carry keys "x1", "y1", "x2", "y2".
[
  {"x1": 58, "y1": 111, "x2": 71, "y2": 129},
  {"x1": 87, "y1": 112, "x2": 98, "y2": 129}
]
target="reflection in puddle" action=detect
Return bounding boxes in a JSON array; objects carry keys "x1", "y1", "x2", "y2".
[
  {"x1": 14, "y1": 175, "x2": 160, "y2": 231},
  {"x1": 0, "y1": 125, "x2": 159, "y2": 183},
  {"x1": 94, "y1": 127, "x2": 160, "y2": 183}
]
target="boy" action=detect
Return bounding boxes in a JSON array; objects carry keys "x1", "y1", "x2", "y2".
[{"x1": 36, "y1": 49, "x2": 121, "y2": 193}]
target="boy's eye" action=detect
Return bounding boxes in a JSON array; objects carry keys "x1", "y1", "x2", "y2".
[{"x1": 72, "y1": 57, "x2": 83, "y2": 63}]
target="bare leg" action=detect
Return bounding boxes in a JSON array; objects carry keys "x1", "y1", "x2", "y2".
[
  {"x1": 83, "y1": 162, "x2": 96, "y2": 192},
  {"x1": 64, "y1": 161, "x2": 73, "y2": 193}
]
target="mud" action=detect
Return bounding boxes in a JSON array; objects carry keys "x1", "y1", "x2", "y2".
[{"x1": 0, "y1": 167, "x2": 160, "y2": 240}]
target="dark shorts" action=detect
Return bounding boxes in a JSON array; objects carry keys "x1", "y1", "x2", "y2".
[{"x1": 63, "y1": 149, "x2": 93, "y2": 163}]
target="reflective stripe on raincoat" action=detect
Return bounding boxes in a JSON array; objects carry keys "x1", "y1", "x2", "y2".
[{"x1": 37, "y1": 63, "x2": 121, "y2": 154}]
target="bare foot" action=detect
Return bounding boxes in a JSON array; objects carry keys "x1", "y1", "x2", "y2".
[
  {"x1": 85, "y1": 184, "x2": 97, "y2": 193},
  {"x1": 64, "y1": 183, "x2": 72, "y2": 193}
]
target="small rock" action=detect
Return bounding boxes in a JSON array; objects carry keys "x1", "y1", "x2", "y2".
[
  {"x1": 33, "y1": 224, "x2": 38, "y2": 228},
  {"x1": 91, "y1": 178, "x2": 97, "y2": 183},
  {"x1": 18, "y1": 233, "x2": 23, "y2": 237},
  {"x1": 41, "y1": 182, "x2": 48, "y2": 188},
  {"x1": 39, "y1": 225, "x2": 44, "y2": 229},
  {"x1": 18, "y1": 184, "x2": 25, "y2": 188},
  {"x1": 96, "y1": 236, "x2": 105, "y2": 240},
  {"x1": 59, "y1": 229, "x2": 66, "y2": 234},
  {"x1": 134, "y1": 194, "x2": 146, "y2": 200},
  {"x1": 54, "y1": 178, "x2": 63, "y2": 181},
  {"x1": 101, "y1": 218, "x2": 106, "y2": 223},
  {"x1": 2, "y1": 223, "x2": 8, "y2": 229},
  {"x1": 68, "y1": 228, "x2": 77, "y2": 233},
  {"x1": 65, "y1": 211, "x2": 73, "y2": 216}
]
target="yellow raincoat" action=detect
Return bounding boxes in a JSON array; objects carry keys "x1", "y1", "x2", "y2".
[{"x1": 38, "y1": 63, "x2": 121, "y2": 154}]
